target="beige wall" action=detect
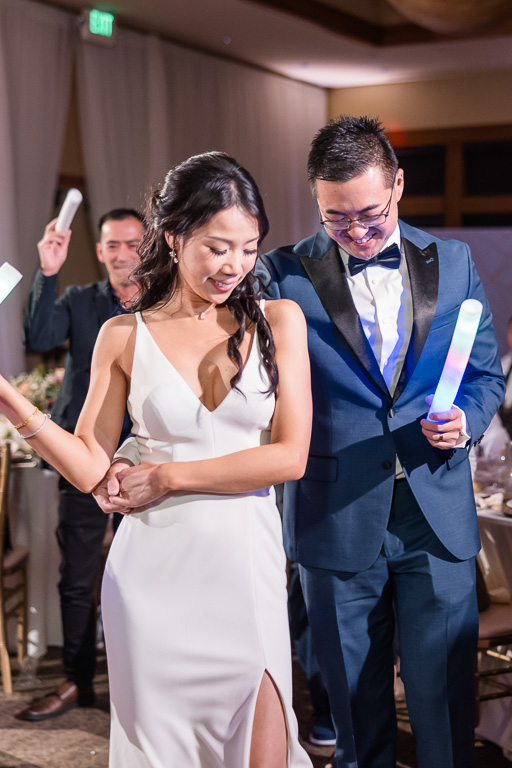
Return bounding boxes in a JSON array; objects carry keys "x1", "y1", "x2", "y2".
[{"x1": 328, "y1": 70, "x2": 512, "y2": 130}]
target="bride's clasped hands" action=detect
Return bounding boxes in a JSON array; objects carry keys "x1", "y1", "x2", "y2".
[{"x1": 93, "y1": 458, "x2": 173, "y2": 514}]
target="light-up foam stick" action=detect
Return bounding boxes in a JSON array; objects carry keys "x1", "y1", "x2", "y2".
[
  {"x1": 427, "y1": 299, "x2": 483, "y2": 420},
  {"x1": 0, "y1": 262, "x2": 22, "y2": 305},
  {"x1": 55, "y1": 188, "x2": 83, "y2": 232}
]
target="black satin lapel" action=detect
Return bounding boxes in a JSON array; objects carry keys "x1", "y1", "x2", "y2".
[
  {"x1": 392, "y1": 238, "x2": 439, "y2": 403},
  {"x1": 300, "y1": 244, "x2": 389, "y2": 398},
  {"x1": 406, "y1": 238, "x2": 439, "y2": 365}
]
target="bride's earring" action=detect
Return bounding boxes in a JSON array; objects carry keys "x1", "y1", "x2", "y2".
[{"x1": 169, "y1": 237, "x2": 178, "y2": 264}]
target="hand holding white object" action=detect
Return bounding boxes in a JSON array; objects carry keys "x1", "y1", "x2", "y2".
[
  {"x1": 37, "y1": 219, "x2": 71, "y2": 276},
  {"x1": 421, "y1": 396, "x2": 464, "y2": 450}
]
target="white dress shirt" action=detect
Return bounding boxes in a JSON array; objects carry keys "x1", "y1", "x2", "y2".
[{"x1": 339, "y1": 225, "x2": 412, "y2": 396}]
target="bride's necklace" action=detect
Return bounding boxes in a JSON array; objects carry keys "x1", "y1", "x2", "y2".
[{"x1": 198, "y1": 302, "x2": 216, "y2": 320}]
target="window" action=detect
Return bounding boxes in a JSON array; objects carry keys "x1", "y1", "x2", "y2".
[{"x1": 388, "y1": 126, "x2": 512, "y2": 227}]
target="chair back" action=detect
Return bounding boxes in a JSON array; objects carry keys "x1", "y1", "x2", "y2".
[
  {"x1": 0, "y1": 443, "x2": 11, "y2": 557},
  {"x1": 0, "y1": 440, "x2": 28, "y2": 693}
]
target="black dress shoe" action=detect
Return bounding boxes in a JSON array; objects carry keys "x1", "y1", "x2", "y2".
[{"x1": 16, "y1": 680, "x2": 95, "y2": 721}]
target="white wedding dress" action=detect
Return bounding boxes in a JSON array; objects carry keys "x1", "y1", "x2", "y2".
[{"x1": 101, "y1": 307, "x2": 312, "y2": 768}]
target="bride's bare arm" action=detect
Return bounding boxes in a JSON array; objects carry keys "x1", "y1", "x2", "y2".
[
  {"x1": 109, "y1": 299, "x2": 311, "y2": 509},
  {"x1": 0, "y1": 317, "x2": 133, "y2": 492}
]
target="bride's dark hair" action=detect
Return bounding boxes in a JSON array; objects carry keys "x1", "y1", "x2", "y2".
[{"x1": 131, "y1": 151, "x2": 277, "y2": 394}]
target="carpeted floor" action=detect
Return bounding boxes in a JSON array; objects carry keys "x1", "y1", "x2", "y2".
[{"x1": 0, "y1": 646, "x2": 511, "y2": 767}]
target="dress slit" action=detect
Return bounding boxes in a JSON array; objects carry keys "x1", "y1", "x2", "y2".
[{"x1": 249, "y1": 669, "x2": 299, "y2": 768}]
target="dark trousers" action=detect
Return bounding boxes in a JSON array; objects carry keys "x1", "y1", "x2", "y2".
[
  {"x1": 300, "y1": 480, "x2": 478, "y2": 768},
  {"x1": 57, "y1": 477, "x2": 121, "y2": 688},
  {"x1": 288, "y1": 562, "x2": 333, "y2": 726}
]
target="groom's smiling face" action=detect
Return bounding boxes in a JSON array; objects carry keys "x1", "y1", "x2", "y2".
[{"x1": 316, "y1": 165, "x2": 404, "y2": 261}]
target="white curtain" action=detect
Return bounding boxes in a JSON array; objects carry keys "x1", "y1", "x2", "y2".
[
  {"x1": 0, "y1": 0, "x2": 74, "y2": 375},
  {"x1": 77, "y1": 32, "x2": 172, "y2": 230},
  {"x1": 78, "y1": 31, "x2": 327, "y2": 250},
  {"x1": 160, "y1": 42, "x2": 326, "y2": 250}
]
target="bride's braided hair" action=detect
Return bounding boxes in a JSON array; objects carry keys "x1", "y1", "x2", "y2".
[{"x1": 131, "y1": 152, "x2": 278, "y2": 395}]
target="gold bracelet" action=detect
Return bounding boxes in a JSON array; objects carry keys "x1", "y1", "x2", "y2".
[{"x1": 13, "y1": 407, "x2": 39, "y2": 431}]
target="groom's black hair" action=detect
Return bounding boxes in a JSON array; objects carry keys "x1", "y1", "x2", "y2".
[{"x1": 307, "y1": 114, "x2": 399, "y2": 195}]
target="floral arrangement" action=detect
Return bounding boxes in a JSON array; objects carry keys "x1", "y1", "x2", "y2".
[
  {"x1": 9, "y1": 365, "x2": 64, "y2": 412},
  {"x1": 0, "y1": 365, "x2": 64, "y2": 455}
]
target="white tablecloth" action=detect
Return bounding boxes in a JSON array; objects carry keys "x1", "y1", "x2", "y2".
[
  {"x1": 476, "y1": 509, "x2": 512, "y2": 760},
  {"x1": 8, "y1": 462, "x2": 62, "y2": 657}
]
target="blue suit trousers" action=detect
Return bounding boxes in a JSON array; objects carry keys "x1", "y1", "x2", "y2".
[{"x1": 300, "y1": 480, "x2": 478, "y2": 768}]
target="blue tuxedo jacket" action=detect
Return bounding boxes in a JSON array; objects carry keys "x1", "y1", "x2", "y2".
[{"x1": 263, "y1": 221, "x2": 505, "y2": 572}]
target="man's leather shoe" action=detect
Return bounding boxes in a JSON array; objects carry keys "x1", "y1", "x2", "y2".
[{"x1": 16, "y1": 680, "x2": 95, "y2": 721}]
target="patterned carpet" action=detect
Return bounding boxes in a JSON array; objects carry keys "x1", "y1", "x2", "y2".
[{"x1": 0, "y1": 646, "x2": 510, "y2": 767}]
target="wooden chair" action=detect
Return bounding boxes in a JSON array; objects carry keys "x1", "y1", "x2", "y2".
[
  {"x1": 475, "y1": 602, "x2": 512, "y2": 714},
  {"x1": 0, "y1": 442, "x2": 29, "y2": 693}
]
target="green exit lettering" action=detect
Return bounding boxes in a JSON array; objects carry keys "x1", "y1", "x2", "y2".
[{"x1": 89, "y1": 10, "x2": 114, "y2": 38}]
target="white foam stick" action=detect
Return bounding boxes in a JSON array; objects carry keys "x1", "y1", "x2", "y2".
[
  {"x1": 427, "y1": 299, "x2": 483, "y2": 420},
  {"x1": 55, "y1": 188, "x2": 83, "y2": 232},
  {"x1": 0, "y1": 262, "x2": 22, "y2": 305}
]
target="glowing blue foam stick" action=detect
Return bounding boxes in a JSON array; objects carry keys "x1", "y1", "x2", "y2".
[
  {"x1": 427, "y1": 299, "x2": 483, "y2": 420},
  {"x1": 0, "y1": 262, "x2": 22, "y2": 305}
]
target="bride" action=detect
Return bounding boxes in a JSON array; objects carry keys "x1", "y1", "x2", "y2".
[{"x1": 0, "y1": 152, "x2": 312, "y2": 768}]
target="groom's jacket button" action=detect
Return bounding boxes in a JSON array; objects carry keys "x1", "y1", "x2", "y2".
[
  {"x1": 388, "y1": 408, "x2": 395, "y2": 418},
  {"x1": 382, "y1": 460, "x2": 393, "y2": 470}
]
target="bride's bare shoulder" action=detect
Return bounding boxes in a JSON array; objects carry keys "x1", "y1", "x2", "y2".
[
  {"x1": 93, "y1": 314, "x2": 138, "y2": 361},
  {"x1": 99, "y1": 313, "x2": 137, "y2": 337},
  {"x1": 263, "y1": 298, "x2": 306, "y2": 330}
]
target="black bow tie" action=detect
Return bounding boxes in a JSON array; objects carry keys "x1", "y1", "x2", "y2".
[{"x1": 347, "y1": 244, "x2": 401, "y2": 277}]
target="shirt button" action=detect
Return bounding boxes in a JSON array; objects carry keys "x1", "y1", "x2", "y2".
[{"x1": 382, "y1": 460, "x2": 393, "y2": 470}]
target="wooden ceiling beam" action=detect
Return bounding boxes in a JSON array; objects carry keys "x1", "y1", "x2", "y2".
[
  {"x1": 243, "y1": 0, "x2": 512, "y2": 46},
  {"x1": 245, "y1": 0, "x2": 382, "y2": 45}
]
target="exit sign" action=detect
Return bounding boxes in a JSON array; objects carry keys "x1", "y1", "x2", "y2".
[
  {"x1": 89, "y1": 10, "x2": 114, "y2": 37},
  {"x1": 80, "y1": 9, "x2": 117, "y2": 44}
]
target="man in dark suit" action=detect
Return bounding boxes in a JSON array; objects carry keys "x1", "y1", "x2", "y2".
[
  {"x1": 262, "y1": 115, "x2": 505, "y2": 767},
  {"x1": 18, "y1": 208, "x2": 144, "y2": 720}
]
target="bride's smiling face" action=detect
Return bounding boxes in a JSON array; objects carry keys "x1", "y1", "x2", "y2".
[{"x1": 167, "y1": 206, "x2": 260, "y2": 304}]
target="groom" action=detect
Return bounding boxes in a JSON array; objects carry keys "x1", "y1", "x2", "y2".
[{"x1": 262, "y1": 115, "x2": 504, "y2": 767}]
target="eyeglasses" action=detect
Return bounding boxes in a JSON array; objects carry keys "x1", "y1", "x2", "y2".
[{"x1": 319, "y1": 179, "x2": 395, "y2": 232}]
